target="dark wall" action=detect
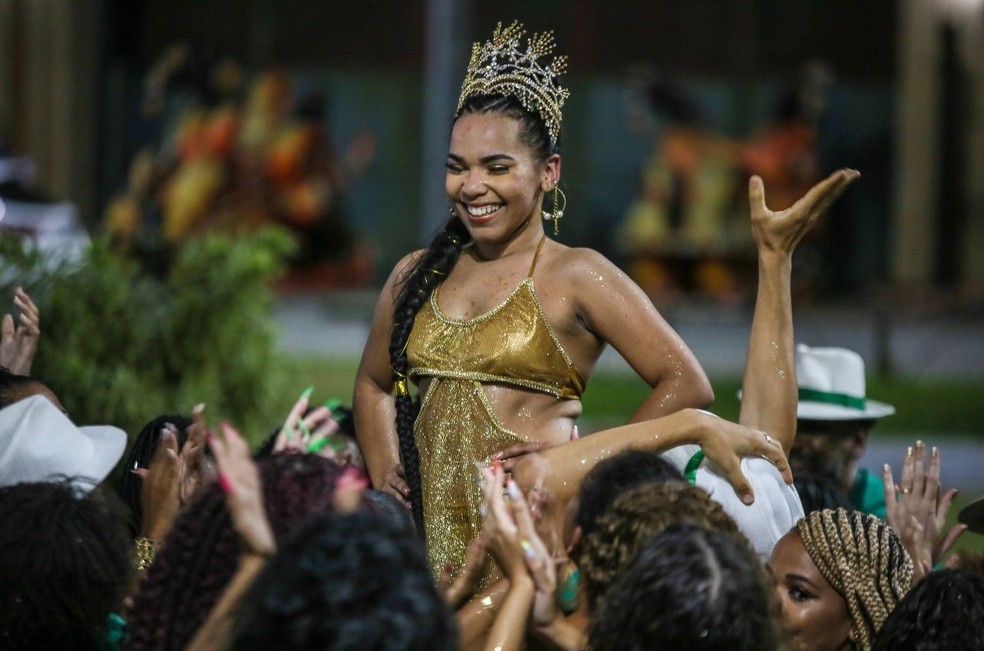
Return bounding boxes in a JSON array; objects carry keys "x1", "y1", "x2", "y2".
[{"x1": 112, "y1": 0, "x2": 895, "y2": 81}]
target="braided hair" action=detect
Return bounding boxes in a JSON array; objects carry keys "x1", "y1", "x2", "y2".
[
  {"x1": 796, "y1": 508, "x2": 913, "y2": 651},
  {"x1": 388, "y1": 93, "x2": 558, "y2": 535}
]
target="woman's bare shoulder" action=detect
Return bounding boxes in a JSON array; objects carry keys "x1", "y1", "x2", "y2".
[{"x1": 547, "y1": 245, "x2": 630, "y2": 284}]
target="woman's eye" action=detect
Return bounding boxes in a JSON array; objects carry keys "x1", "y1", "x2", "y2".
[
  {"x1": 487, "y1": 165, "x2": 508, "y2": 174},
  {"x1": 445, "y1": 162, "x2": 464, "y2": 173},
  {"x1": 788, "y1": 587, "x2": 814, "y2": 602}
]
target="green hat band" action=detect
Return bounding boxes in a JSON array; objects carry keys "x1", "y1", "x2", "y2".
[{"x1": 798, "y1": 387, "x2": 866, "y2": 411}]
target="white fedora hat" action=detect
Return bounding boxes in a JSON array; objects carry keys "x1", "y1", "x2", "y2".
[
  {"x1": 796, "y1": 344, "x2": 895, "y2": 421},
  {"x1": 0, "y1": 395, "x2": 127, "y2": 490}
]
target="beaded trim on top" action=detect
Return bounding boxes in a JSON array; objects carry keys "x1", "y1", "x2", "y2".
[{"x1": 457, "y1": 21, "x2": 570, "y2": 146}]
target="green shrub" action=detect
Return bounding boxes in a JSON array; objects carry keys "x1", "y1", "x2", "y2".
[{"x1": 0, "y1": 229, "x2": 294, "y2": 437}]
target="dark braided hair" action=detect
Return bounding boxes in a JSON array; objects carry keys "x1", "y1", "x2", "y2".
[
  {"x1": 115, "y1": 414, "x2": 195, "y2": 539},
  {"x1": 388, "y1": 93, "x2": 558, "y2": 535},
  {"x1": 124, "y1": 455, "x2": 344, "y2": 651}
]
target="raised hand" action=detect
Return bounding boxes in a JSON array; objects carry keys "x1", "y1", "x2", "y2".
[
  {"x1": 274, "y1": 389, "x2": 344, "y2": 459},
  {"x1": 133, "y1": 423, "x2": 182, "y2": 542},
  {"x1": 178, "y1": 403, "x2": 214, "y2": 505},
  {"x1": 883, "y1": 440, "x2": 965, "y2": 581},
  {"x1": 209, "y1": 422, "x2": 276, "y2": 558},
  {"x1": 749, "y1": 168, "x2": 860, "y2": 258},
  {"x1": 0, "y1": 287, "x2": 40, "y2": 375}
]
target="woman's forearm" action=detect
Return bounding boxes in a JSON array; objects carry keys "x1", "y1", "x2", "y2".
[
  {"x1": 483, "y1": 576, "x2": 535, "y2": 651},
  {"x1": 739, "y1": 252, "x2": 796, "y2": 454},
  {"x1": 352, "y1": 375, "x2": 400, "y2": 488},
  {"x1": 521, "y1": 409, "x2": 707, "y2": 504}
]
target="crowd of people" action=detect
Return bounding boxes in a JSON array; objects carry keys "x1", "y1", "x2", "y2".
[{"x1": 2, "y1": 20, "x2": 983, "y2": 651}]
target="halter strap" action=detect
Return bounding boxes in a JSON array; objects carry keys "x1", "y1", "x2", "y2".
[{"x1": 527, "y1": 235, "x2": 548, "y2": 278}]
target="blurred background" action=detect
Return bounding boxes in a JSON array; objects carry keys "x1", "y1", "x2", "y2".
[{"x1": 0, "y1": 0, "x2": 982, "y2": 541}]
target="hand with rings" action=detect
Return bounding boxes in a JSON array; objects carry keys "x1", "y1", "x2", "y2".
[{"x1": 882, "y1": 440, "x2": 966, "y2": 581}]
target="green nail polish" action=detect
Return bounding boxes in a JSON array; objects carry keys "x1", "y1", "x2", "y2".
[
  {"x1": 299, "y1": 386, "x2": 314, "y2": 401},
  {"x1": 307, "y1": 438, "x2": 331, "y2": 454},
  {"x1": 323, "y1": 398, "x2": 342, "y2": 411}
]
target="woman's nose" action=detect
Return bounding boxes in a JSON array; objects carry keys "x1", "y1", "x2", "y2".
[{"x1": 461, "y1": 170, "x2": 487, "y2": 197}]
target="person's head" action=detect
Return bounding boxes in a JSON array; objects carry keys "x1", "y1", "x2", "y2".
[
  {"x1": 125, "y1": 454, "x2": 345, "y2": 651},
  {"x1": 792, "y1": 344, "x2": 895, "y2": 490},
  {"x1": 568, "y1": 448, "x2": 681, "y2": 549},
  {"x1": 769, "y1": 508, "x2": 912, "y2": 651},
  {"x1": 388, "y1": 22, "x2": 569, "y2": 536},
  {"x1": 0, "y1": 366, "x2": 64, "y2": 411},
  {"x1": 793, "y1": 418, "x2": 876, "y2": 489},
  {"x1": 0, "y1": 480, "x2": 131, "y2": 651},
  {"x1": 116, "y1": 413, "x2": 195, "y2": 538},
  {"x1": 873, "y1": 569, "x2": 984, "y2": 651},
  {"x1": 232, "y1": 508, "x2": 457, "y2": 651},
  {"x1": 578, "y1": 480, "x2": 745, "y2": 610},
  {"x1": 587, "y1": 523, "x2": 780, "y2": 651},
  {"x1": 448, "y1": 94, "x2": 560, "y2": 247},
  {"x1": 793, "y1": 471, "x2": 854, "y2": 515}
]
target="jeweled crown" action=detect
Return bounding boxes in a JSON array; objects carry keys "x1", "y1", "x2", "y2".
[{"x1": 457, "y1": 21, "x2": 570, "y2": 145}]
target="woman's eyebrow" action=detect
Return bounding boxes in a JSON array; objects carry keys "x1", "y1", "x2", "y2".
[
  {"x1": 445, "y1": 153, "x2": 516, "y2": 164},
  {"x1": 785, "y1": 572, "x2": 821, "y2": 589}
]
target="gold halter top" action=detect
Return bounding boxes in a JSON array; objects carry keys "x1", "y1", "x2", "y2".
[{"x1": 406, "y1": 236, "x2": 585, "y2": 586}]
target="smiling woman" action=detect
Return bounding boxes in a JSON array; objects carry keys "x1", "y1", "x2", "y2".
[
  {"x1": 769, "y1": 508, "x2": 912, "y2": 651},
  {"x1": 353, "y1": 21, "x2": 713, "y2": 588}
]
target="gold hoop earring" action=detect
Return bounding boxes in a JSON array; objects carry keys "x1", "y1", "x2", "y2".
[{"x1": 542, "y1": 187, "x2": 567, "y2": 235}]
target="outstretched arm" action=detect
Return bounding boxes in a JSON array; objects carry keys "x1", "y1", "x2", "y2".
[
  {"x1": 513, "y1": 408, "x2": 790, "y2": 508},
  {"x1": 740, "y1": 169, "x2": 860, "y2": 455}
]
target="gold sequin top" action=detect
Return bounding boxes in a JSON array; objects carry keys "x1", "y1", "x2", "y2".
[
  {"x1": 406, "y1": 243, "x2": 585, "y2": 399},
  {"x1": 405, "y1": 236, "x2": 584, "y2": 587}
]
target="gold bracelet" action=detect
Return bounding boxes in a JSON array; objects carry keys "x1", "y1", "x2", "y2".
[{"x1": 134, "y1": 536, "x2": 157, "y2": 572}]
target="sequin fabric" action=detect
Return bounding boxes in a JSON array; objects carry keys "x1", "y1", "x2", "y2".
[{"x1": 406, "y1": 246, "x2": 584, "y2": 587}]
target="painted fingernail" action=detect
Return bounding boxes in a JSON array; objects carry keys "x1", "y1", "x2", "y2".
[
  {"x1": 299, "y1": 386, "x2": 314, "y2": 401},
  {"x1": 193, "y1": 403, "x2": 205, "y2": 414},
  {"x1": 219, "y1": 474, "x2": 232, "y2": 494},
  {"x1": 506, "y1": 478, "x2": 522, "y2": 501},
  {"x1": 521, "y1": 539, "x2": 536, "y2": 562},
  {"x1": 323, "y1": 398, "x2": 342, "y2": 411},
  {"x1": 932, "y1": 446, "x2": 938, "y2": 458},
  {"x1": 906, "y1": 446, "x2": 913, "y2": 459},
  {"x1": 883, "y1": 463, "x2": 891, "y2": 474},
  {"x1": 915, "y1": 440, "x2": 924, "y2": 449}
]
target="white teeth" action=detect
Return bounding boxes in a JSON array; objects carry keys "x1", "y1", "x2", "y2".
[{"x1": 466, "y1": 204, "x2": 501, "y2": 216}]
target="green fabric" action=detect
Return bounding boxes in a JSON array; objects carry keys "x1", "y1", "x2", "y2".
[
  {"x1": 849, "y1": 467, "x2": 886, "y2": 519},
  {"x1": 798, "y1": 387, "x2": 866, "y2": 411},
  {"x1": 684, "y1": 450, "x2": 705, "y2": 485},
  {"x1": 105, "y1": 612, "x2": 127, "y2": 651}
]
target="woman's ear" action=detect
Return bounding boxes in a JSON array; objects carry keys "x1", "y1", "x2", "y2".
[{"x1": 541, "y1": 153, "x2": 562, "y2": 191}]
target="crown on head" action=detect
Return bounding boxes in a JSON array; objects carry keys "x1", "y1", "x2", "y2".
[{"x1": 457, "y1": 21, "x2": 570, "y2": 145}]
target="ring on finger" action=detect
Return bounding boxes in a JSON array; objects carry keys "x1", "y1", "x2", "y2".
[{"x1": 901, "y1": 487, "x2": 912, "y2": 495}]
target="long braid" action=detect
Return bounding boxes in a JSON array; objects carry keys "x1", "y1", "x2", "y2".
[
  {"x1": 389, "y1": 218, "x2": 470, "y2": 535},
  {"x1": 796, "y1": 508, "x2": 913, "y2": 651}
]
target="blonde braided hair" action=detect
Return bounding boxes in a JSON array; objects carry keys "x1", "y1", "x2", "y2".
[{"x1": 796, "y1": 508, "x2": 912, "y2": 651}]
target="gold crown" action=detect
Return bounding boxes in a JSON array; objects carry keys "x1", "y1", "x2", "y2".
[{"x1": 457, "y1": 21, "x2": 570, "y2": 145}]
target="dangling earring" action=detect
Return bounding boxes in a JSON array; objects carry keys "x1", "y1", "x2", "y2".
[{"x1": 542, "y1": 186, "x2": 567, "y2": 235}]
